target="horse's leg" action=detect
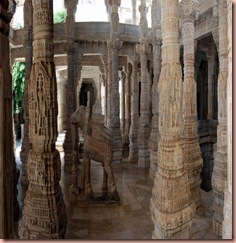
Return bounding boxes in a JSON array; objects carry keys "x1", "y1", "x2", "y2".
[
  {"x1": 104, "y1": 159, "x2": 118, "y2": 200},
  {"x1": 102, "y1": 166, "x2": 108, "y2": 192},
  {"x1": 84, "y1": 151, "x2": 93, "y2": 197}
]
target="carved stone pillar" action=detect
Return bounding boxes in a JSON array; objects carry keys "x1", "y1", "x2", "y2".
[
  {"x1": 180, "y1": 0, "x2": 203, "y2": 210},
  {"x1": 128, "y1": 54, "x2": 139, "y2": 163},
  {"x1": 107, "y1": 0, "x2": 123, "y2": 164},
  {"x1": 150, "y1": 0, "x2": 194, "y2": 239},
  {"x1": 20, "y1": 0, "x2": 33, "y2": 198},
  {"x1": 148, "y1": 0, "x2": 161, "y2": 179},
  {"x1": 222, "y1": 0, "x2": 232, "y2": 238},
  {"x1": 132, "y1": 0, "x2": 137, "y2": 25},
  {"x1": 206, "y1": 48, "x2": 216, "y2": 120},
  {"x1": 57, "y1": 69, "x2": 67, "y2": 133},
  {"x1": 125, "y1": 63, "x2": 131, "y2": 138},
  {"x1": 119, "y1": 70, "x2": 126, "y2": 136},
  {"x1": 212, "y1": 0, "x2": 228, "y2": 237},
  {"x1": 63, "y1": 0, "x2": 78, "y2": 173},
  {"x1": 18, "y1": 1, "x2": 67, "y2": 239},
  {"x1": 0, "y1": 0, "x2": 16, "y2": 238},
  {"x1": 101, "y1": 54, "x2": 109, "y2": 125},
  {"x1": 137, "y1": 0, "x2": 151, "y2": 167}
]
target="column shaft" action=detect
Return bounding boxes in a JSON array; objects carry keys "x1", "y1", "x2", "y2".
[
  {"x1": 0, "y1": 0, "x2": 16, "y2": 238},
  {"x1": 148, "y1": 0, "x2": 161, "y2": 179},
  {"x1": 107, "y1": 0, "x2": 123, "y2": 164},
  {"x1": 63, "y1": 0, "x2": 79, "y2": 173},
  {"x1": 212, "y1": 0, "x2": 228, "y2": 236},
  {"x1": 18, "y1": 1, "x2": 67, "y2": 238},
  {"x1": 180, "y1": 0, "x2": 203, "y2": 210},
  {"x1": 137, "y1": 1, "x2": 151, "y2": 167},
  {"x1": 128, "y1": 54, "x2": 139, "y2": 162},
  {"x1": 20, "y1": 0, "x2": 33, "y2": 197},
  {"x1": 150, "y1": 0, "x2": 194, "y2": 239},
  {"x1": 222, "y1": 0, "x2": 232, "y2": 238}
]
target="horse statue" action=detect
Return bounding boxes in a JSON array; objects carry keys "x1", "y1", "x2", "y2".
[{"x1": 70, "y1": 104, "x2": 119, "y2": 200}]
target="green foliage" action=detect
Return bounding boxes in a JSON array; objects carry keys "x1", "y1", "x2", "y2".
[
  {"x1": 12, "y1": 62, "x2": 25, "y2": 114},
  {"x1": 54, "y1": 9, "x2": 67, "y2": 24}
]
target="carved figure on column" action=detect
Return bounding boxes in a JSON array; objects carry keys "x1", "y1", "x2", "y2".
[{"x1": 18, "y1": 0, "x2": 67, "y2": 239}]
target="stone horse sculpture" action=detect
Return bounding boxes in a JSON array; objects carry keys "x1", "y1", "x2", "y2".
[{"x1": 70, "y1": 105, "x2": 119, "y2": 200}]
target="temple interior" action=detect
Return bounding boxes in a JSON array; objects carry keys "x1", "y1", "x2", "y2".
[{"x1": 0, "y1": 0, "x2": 233, "y2": 240}]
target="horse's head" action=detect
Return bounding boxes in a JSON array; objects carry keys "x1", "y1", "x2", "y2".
[
  {"x1": 70, "y1": 105, "x2": 86, "y2": 127},
  {"x1": 71, "y1": 105, "x2": 91, "y2": 134}
]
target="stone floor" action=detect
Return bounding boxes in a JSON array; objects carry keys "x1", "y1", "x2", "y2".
[{"x1": 14, "y1": 133, "x2": 220, "y2": 240}]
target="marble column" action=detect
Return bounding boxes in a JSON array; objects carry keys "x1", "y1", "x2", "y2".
[
  {"x1": 107, "y1": 0, "x2": 123, "y2": 164},
  {"x1": 180, "y1": 0, "x2": 203, "y2": 210},
  {"x1": 119, "y1": 70, "x2": 126, "y2": 136},
  {"x1": 148, "y1": 0, "x2": 161, "y2": 179},
  {"x1": 222, "y1": 0, "x2": 232, "y2": 238},
  {"x1": 137, "y1": 0, "x2": 151, "y2": 167},
  {"x1": 63, "y1": 0, "x2": 78, "y2": 173},
  {"x1": 150, "y1": 0, "x2": 194, "y2": 239},
  {"x1": 101, "y1": 54, "x2": 109, "y2": 125},
  {"x1": 57, "y1": 69, "x2": 67, "y2": 133},
  {"x1": 125, "y1": 63, "x2": 131, "y2": 138},
  {"x1": 0, "y1": 0, "x2": 16, "y2": 238},
  {"x1": 128, "y1": 54, "x2": 139, "y2": 163},
  {"x1": 20, "y1": 0, "x2": 33, "y2": 197},
  {"x1": 132, "y1": 0, "x2": 137, "y2": 25},
  {"x1": 212, "y1": 0, "x2": 228, "y2": 237},
  {"x1": 18, "y1": 0, "x2": 67, "y2": 239}
]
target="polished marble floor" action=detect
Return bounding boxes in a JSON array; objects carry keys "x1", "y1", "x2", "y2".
[{"x1": 14, "y1": 133, "x2": 220, "y2": 240}]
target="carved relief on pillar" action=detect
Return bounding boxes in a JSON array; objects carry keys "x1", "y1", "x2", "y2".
[
  {"x1": 180, "y1": 0, "x2": 199, "y2": 22},
  {"x1": 180, "y1": 0, "x2": 203, "y2": 210},
  {"x1": 212, "y1": 0, "x2": 228, "y2": 237},
  {"x1": 19, "y1": 0, "x2": 67, "y2": 239},
  {"x1": 222, "y1": 0, "x2": 232, "y2": 238},
  {"x1": 149, "y1": 0, "x2": 162, "y2": 179},
  {"x1": 150, "y1": 0, "x2": 194, "y2": 239}
]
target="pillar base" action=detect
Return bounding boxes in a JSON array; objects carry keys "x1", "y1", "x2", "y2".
[
  {"x1": 18, "y1": 150, "x2": 67, "y2": 239},
  {"x1": 151, "y1": 199, "x2": 194, "y2": 239}
]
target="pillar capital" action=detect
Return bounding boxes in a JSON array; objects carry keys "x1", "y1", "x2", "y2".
[
  {"x1": 136, "y1": 42, "x2": 151, "y2": 56},
  {"x1": 107, "y1": 38, "x2": 123, "y2": 51},
  {"x1": 64, "y1": 0, "x2": 78, "y2": 13},
  {"x1": 180, "y1": 0, "x2": 199, "y2": 23},
  {"x1": 108, "y1": 0, "x2": 121, "y2": 7}
]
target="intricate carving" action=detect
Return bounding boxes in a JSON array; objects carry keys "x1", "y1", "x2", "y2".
[
  {"x1": 150, "y1": 0, "x2": 194, "y2": 239},
  {"x1": 180, "y1": 0, "x2": 199, "y2": 21},
  {"x1": 19, "y1": 0, "x2": 67, "y2": 239}
]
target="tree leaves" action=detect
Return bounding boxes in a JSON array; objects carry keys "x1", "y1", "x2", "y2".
[{"x1": 13, "y1": 62, "x2": 25, "y2": 114}]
